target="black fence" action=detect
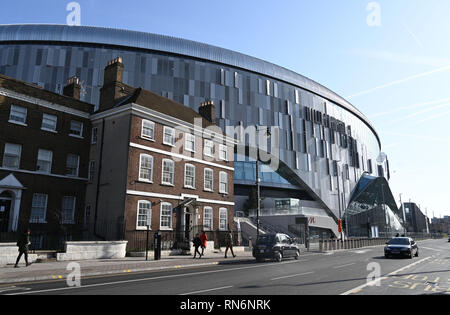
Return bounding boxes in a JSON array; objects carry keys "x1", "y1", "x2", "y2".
[
  {"x1": 126, "y1": 228, "x2": 242, "y2": 253},
  {"x1": 1, "y1": 219, "x2": 243, "y2": 253},
  {"x1": 0, "y1": 218, "x2": 124, "y2": 252}
]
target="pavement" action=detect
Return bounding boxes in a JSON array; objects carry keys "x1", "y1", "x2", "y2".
[
  {"x1": 1, "y1": 238, "x2": 448, "y2": 296},
  {"x1": 0, "y1": 249, "x2": 254, "y2": 285}
]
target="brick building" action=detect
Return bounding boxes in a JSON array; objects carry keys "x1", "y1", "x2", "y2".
[
  {"x1": 0, "y1": 75, "x2": 93, "y2": 249},
  {"x1": 86, "y1": 58, "x2": 236, "y2": 249}
]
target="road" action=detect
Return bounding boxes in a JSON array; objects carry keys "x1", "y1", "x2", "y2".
[{"x1": 1, "y1": 239, "x2": 449, "y2": 296}]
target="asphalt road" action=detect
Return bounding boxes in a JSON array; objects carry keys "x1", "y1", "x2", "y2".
[{"x1": 1, "y1": 239, "x2": 449, "y2": 296}]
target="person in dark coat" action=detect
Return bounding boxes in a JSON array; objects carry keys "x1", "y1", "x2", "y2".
[
  {"x1": 193, "y1": 233, "x2": 202, "y2": 259},
  {"x1": 15, "y1": 228, "x2": 31, "y2": 268},
  {"x1": 224, "y1": 230, "x2": 236, "y2": 258}
]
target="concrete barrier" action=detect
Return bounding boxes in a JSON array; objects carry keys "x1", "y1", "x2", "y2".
[
  {"x1": 56, "y1": 241, "x2": 128, "y2": 261},
  {"x1": 0, "y1": 243, "x2": 38, "y2": 265}
]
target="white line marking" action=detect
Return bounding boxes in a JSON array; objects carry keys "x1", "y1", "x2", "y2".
[
  {"x1": 180, "y1": 286, "x2": 233, "y2": 295},
  {"x1": 270, "y1": 271, "x2": 315, "y2": 281},
  {"x1": 7, "y1": 260, "x2": 303, "y2": 295},
  {"x1": 340, "y1": 256, "x2": 432, "y2": 295},
  {"x1": 420, "y1": 247, "x2": 442, "y2": 252},
  {"x1": 333, "y1": 263, "x2": 356, "y2": 269}
]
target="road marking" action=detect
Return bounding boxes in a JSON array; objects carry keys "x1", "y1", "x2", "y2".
[
  {"x1": 179, "y1": 286, "x2": 233, "y2": 295},
  {"x1": 7, "y1": 259, "x2": 304, "y2": 295},
  {"x1": 270, "y1": 271, "x2": 315, "y2": 281},
  {"x1": 0, "y1": 286, "x2": 31, "y2": 293},
  {"x1": 421, "y1": 247, "x2": 442, "y2": 252},
  {"x1": 333, "y1": 263, "x2": 356, "y2": 269},
  {"x1": 340, "y1": 256, "x2": 432, "y2": 295}
]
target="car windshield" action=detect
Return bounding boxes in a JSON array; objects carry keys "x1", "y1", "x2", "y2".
[
  {"x1": 388, "y1": 238, "x2": 410, "y2": 245},
  {"x1": 257, "y1": 235, "x2": 276, "y2": 245}
]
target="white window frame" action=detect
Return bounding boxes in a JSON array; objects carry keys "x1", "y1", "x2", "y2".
[
  {"x1": 30, "y1": 193, "x2": 48, "y2": 223},
  {"x1": 141, "y1": 119, "x2": 155, "y2": 141},
  {"x1": 2, "y1": 143, "x2": 22, "y2": 169},
  {"x1": 9, "y1": 105, "x2": 27, "y2": 126},
  {"x1": 203, "y1": 207, "x2": 213, "y2": 231},
  {"x1": 69, "y1": 120, "x2": 83, "y2": 138},
  {"x1": 160, "y1": 202, "x2": 173, "y2": 230},
  {"x1": 219, "y1": 171, "x2": 228, "y2": 194},
  {"x1": 139, "y1": 154, "x2": 154, "y2": 183},
  {"x1": 163, "y1": 126, "x2": 175, "y2": 146},
  {"x1": 219, "y1": 208, "x2": 228, "y2": 231},
  {"x1": 136, "y1": 200, "x2": 152, "y2": 230},
  {"x1": 41, "y1": 113, "x2": 57, "y2": 132},
  {"x1": 91, "y1": 127, "x2": 98, "y2": 145},
  {"x1": 184, "y1": 164, "x2": 196, "y2": 189},
  {"x1": 204, "y1": 139, "x2": 214, "y2": 157},
  {"x1": 161, "y1": 159, "x2": 175, "y2": 186},
  {"x1": 185, "y1": 133, "x2": 196, "y2": 153},
  {"x1": 36, "y1": 149, "x2": 53, "y2": 174},
  {"x1": 204, "y1": 168, "x2": 214, "y2": 192},
  {"x1": 66, "y1": 154, "x2": 80, "y2": 177},
  {"x1": 61, "y1": 196, "x2": 76, "y2": 224},
  {"x1": 219, "y1": 144, "x2": 228, "y2": 161}
]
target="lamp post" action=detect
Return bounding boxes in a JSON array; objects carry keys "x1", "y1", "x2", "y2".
[
  {"x1": 399, "y1": 193, "x2": 406, "y2": 234},
  {"x1": 255, "y1": 126, "x2": 270, "y2": 241}
]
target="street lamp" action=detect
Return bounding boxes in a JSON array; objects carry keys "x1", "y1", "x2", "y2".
[{"x1": 255, "y1": 126, "x2": 270, "y2": 241}]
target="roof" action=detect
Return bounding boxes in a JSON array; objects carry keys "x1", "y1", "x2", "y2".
[
  {"x1": 120, "y1": 87, "x2": 216, "y2": 128},
  {"x1": 0, "y1": 24, "x2": 380, "y2": 148},
  {"x1": 0, "y1": 73, "x2": 93, "y2": 114}
]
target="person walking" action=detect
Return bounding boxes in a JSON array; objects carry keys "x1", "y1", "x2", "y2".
[
  {"x1": 224, "y1": 229, "x2": 236, "y2": 258},
  {"x1": 200, "y1": 231, "x2": 208, "y2": 256},
  {"x1": 15, "y1": 228, "x2": 31, "y2": 268},
  {"x1": 193, "y1": 233, "x2": 202, "y2": 259}
]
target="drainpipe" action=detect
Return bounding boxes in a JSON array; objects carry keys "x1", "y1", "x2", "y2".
[{"x1": 93, "y1": 118, "x2": 105, "y2": 238}]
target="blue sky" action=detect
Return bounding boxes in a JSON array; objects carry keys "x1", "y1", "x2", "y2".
[{"x1": 1, "y1": 0, "x2": 449, "y2": 217}]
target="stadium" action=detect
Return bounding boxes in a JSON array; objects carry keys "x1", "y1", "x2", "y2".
[{"x1": 0, "y1": 24, "x2": 404, "y2": 240}]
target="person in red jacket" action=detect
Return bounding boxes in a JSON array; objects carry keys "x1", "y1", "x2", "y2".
[{"x1": 200, "y1": 231, "x2": 208, "y2": 256}]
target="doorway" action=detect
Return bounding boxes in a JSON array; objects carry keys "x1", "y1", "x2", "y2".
[{"x1": 0, "y1": 191, "x2": 12, "y2": 232}]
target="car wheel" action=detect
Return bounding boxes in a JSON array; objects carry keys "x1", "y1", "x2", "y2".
[
  {"x1": 385, "y1": 254, "x2": 389, "y2": 259},
  {"x1": 294, "y1": 250, "x2": 300, "y2": 260},
  {"x1": 274, "y1": 252, "x2": 282, "y2": 262},
  {"x1": 256, "y1": 257, "x2": 264, "y2": 263}
]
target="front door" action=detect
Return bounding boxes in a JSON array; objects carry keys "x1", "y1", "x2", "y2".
[
  {"x1": 0, "y1": 199, "x2": 11, "y2": 232},
  {"x1": 185, "y1": 212, "x2": 191, "y2": 241}
]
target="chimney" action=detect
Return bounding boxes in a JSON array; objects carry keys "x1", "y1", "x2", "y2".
[
  {"x1": 199, "y1": 100, "x2": 216, "y2": 123},
  {"x1": 63, "y1": 76, "x2": 81, "y2": 100},
  {"x1": 99, "y1": 57, "x2": 129, "y2": 111}
]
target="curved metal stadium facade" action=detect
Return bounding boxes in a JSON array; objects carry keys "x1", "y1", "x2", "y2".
[{"x1": 0, "y1": 24, "x2": 402, "y2": 238}]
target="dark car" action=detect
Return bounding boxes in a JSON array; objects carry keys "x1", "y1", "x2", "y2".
[
  {"x1": 384, "y1": 237, "x2": 419, "y2": 259},
  {"x1": 448, "y1": 235, "x2": 450, "y2": 243},
  {"x1": 253, "y1": 233, "x2": 300, "y2": 262}
]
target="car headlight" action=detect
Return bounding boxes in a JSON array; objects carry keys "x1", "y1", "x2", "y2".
[{"x1": 385, "y1": 247, "x2": 391, "y2": 251}]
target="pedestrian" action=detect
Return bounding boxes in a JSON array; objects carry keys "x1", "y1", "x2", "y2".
[
  {"x1": 15, "y1": 228, "x2": 31, "y2": 268},
  {"x1": 200, "y1": 230, "x2": 208, "y2": 256},
  {"x1": 193, "y1": 233, "x2": 202, "y2": 259},
  {"x1": 224, "y1": 229, "x2": 236, "y2": 258}
]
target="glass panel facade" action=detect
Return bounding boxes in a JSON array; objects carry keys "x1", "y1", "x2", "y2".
[
  {"x1": 345, "y1": 175, "x2": 405, "y2": 237},
  {"x1": 0, "y1": 27, "x2": 386, "y2": 223}
]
